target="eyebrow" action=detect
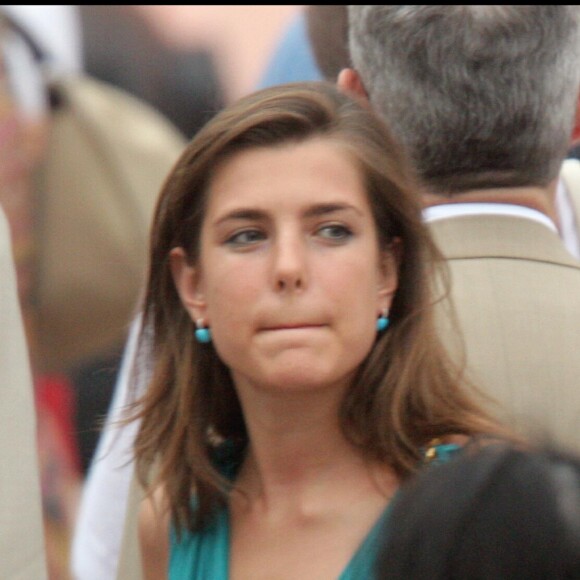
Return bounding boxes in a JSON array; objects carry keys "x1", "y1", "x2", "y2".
[
  {"x1": 304, "y1": 203, "x2": 364, "y2": 218},
  {"x1": 213, "y1": 203, "x2": 364, "y2": 227}
]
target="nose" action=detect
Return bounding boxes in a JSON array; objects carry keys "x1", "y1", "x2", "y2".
[{"x1": 272, "y1": 231, "x2": 308, "y2": 292}]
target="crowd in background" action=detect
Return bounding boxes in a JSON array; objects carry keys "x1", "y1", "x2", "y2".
[{"x1": 1, "y1": 5, "x2": 580, "y2": 580}]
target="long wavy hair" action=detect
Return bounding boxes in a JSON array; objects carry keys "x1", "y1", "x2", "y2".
[{"x1": 132, "y1": 81, "x2": 508, "y2": 533}]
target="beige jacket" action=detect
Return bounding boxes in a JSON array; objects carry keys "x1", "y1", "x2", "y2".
[
  {"x1": 0, "y1": 207, "x2": 47, "y2": 579},
  {"x1": 430, "y1": 212, "x2": 580, "y2": 452}
]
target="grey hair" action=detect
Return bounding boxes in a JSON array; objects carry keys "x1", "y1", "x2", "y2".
[{"x1": 348, "y1": 6, "x2": 580, "y2": 193}]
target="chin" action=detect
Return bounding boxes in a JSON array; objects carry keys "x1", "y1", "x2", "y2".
[
  {"x1": 255, "y1": 360, "x2": 356, "y2": 394},
  {"x1": 226, "y1": 343, "x2": 366, "y2": 395}
]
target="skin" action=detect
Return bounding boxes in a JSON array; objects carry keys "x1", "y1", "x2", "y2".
[
  {"x1": 175, "y1": 138, "x2": 397, "y2": 394},
  {"x1": 140, "y1": 489, "x2": 170, "y2": 580},
  {"x1": 142, "y1": 137, "x2": 401, "y2": 579}
]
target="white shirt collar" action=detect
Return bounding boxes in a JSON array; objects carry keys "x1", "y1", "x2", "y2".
[
  {"x1": 422, "y1": 202, "x2": 559, "y2": 235},
  {"x1": 556, "y1": 178, "x2": 580, "y2": 259}
]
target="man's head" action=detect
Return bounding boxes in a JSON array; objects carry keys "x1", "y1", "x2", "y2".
[{"x1": 346, "y1": 6, "x2": 580, "y2": 194}]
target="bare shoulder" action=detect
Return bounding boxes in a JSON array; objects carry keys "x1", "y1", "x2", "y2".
[{"x1": 139, "y1": 486, "x2": 171, "y2": 580}]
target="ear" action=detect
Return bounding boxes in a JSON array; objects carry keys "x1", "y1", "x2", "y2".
[
  {"x1": 377, "y1": 238, "x2": 403, "y2": 311},
  {"x1": 337, "y1": 68, "x2": 370, "y2": 104},
  {"x1": 572, "y1": 94, "x2": 580, "y2": 144},
  {"x1": 169, "y1": 247, "x2": 207, "y2": 323}
]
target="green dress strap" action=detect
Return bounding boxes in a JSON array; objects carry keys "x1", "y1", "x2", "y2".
[
  {"x1": 169, "y1": 506, "x2": 230, "y2": 579},
  {"x1": 169, "y1": 441, "x2": 241, "y2": 579},
  {"x1": 340, "y1": 440, "x2": 462, "y2": 579},
  {"x1": 338, "y1": 496, "x2": 397, "y2": 580}
]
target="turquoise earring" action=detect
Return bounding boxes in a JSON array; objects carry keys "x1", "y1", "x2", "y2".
[
  {"x1": 376, "y1": 309, "x2": 390, "y2": 332},
  {"x1": 195, "y1": 319, "x2": 212, "y2": 344}
]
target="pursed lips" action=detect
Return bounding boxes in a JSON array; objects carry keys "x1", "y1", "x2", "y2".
[{"x1": 260, "y1": 323, "x2": 327, "y2": 332}]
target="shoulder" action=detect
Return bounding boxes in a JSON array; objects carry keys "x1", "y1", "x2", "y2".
[{"x1": 139, "y1": 487, "x2": 170, "y2": 580}]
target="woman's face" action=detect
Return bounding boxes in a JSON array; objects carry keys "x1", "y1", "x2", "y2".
[{"x1": 172, "y1": 138, "x2": 398, "y2": 395}]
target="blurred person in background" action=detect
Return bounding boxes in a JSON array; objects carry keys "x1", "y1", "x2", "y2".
[
  {"x1": 131, "y1": 5, "x2": 302, "y2": 103},
  {"x1": 79, "y1": 5, "x2": 226, "y2": 140},
  {"x1": 305, "y1": 5, "x2": 349, "y2": 83},
  {"x1": 0, "y1": 8, "x2": 79, "y2": 579},
  {"x1": 2, "y1": 5, "x2": 190, "y2": 578},
  {"x1": 256, "y1": 9, "x2": 322, "y2": 88},
  {"x1": 70, "y1": 4, "x2": 226, "y2": 478},
  {"x1": 256, "y1": 5, "x2": 349, "y2": 89},
  {"x1": 0, "y1": 15, "x2": 48, "y2": 580},
  {"x1": 344, "y1": 5, "x2": 580, "y2": 452},
  {"x1": 0, "y1": 206, "x2": 47, "y2": 580},
  {"x1": 375, "y1": 444, "x2": 580, "y2": 579}
]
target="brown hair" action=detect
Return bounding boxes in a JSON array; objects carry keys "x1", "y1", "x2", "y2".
[{"x1": 132, "y1": 81, "x2": 507, "y2": 534}]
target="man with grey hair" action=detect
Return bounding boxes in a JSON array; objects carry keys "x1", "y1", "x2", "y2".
[{"x1": 341, "y1": 5, "x2": 580, "y2": 451}]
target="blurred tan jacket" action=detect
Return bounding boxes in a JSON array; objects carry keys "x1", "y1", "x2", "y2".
[
  {"x1": 0, "y1": 206, "x2": 47, "y2": 579},
  {"x1": 560, "y1": 158, "x2": 580, "y2": 256},
  {"x1": 431, "y1": 211, "x2": 580, "y2": 453},
  {"x1": 36, "y1": 75, "x2": 186, "y2": 372}
]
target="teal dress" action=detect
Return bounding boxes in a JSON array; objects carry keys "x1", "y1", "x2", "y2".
[{"x1": 169, "y1": 442, "x2": 460, "y2": 579}]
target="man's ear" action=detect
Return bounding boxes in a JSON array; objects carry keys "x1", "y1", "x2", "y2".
[
  {"x1": 169, "y1": 247, "x2": 207, "y2": 322},
  {"x1": 337, "y1": 68, "x2": 370, "y2": 104}
]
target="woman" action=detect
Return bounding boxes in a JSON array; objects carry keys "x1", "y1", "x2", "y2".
[{"x1": 134, "y1": 82, "x2": 509, "y2": 579}]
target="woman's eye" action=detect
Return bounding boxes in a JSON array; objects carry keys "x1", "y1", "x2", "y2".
[
  {"x1": 226, "y1": 229, "x2": 266, "y2": 246},
  {"x1": 317, "y1": 224, "x2": 353, "y2": 242}
]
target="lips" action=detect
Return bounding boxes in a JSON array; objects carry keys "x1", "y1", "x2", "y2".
[{"x1": 260, "y1": 323, "x2": 327, "y2": 331}]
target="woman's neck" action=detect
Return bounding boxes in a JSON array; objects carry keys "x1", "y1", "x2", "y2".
[{"x1": 231, "y1": 384, "x2": 397, "y2": 520}]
